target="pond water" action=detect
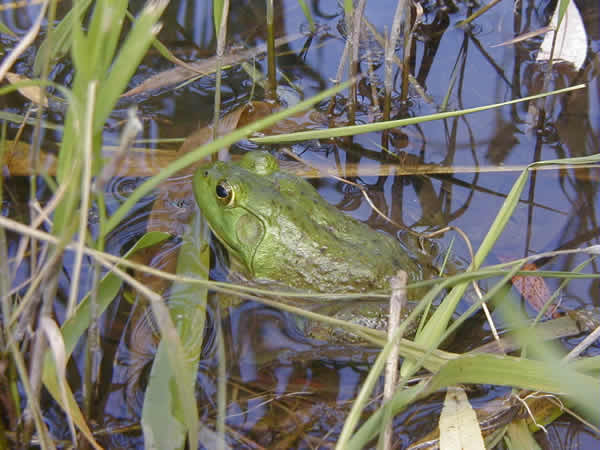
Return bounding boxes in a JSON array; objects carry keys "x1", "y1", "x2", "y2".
[{"x1": 2, "y1": 0, "x2": 600, "y2": 448}]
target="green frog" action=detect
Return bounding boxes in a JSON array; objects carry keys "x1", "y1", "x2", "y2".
[
  {"x1": 193, "y1": 151, "x2": 433, "y2": 338},
  {"x1": 192, "y1": 151, "x2": 429, "y2": 291}
]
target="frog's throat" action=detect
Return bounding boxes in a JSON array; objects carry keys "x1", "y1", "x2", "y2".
[
  {"x1": 208, "y1": 226, "x2": 248, "y2": 274},
  {"x1": 207, "y1": 210, "x2": 265, "y2": 276}
]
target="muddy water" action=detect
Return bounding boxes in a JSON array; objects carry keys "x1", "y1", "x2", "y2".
[{"x1": 2, "y1": 0, "x2": 600, "y2": 447}]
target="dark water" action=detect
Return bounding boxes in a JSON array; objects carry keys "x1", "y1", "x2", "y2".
[{"x1": 2, "y1": 0, "x2": 600, "y2": 448}]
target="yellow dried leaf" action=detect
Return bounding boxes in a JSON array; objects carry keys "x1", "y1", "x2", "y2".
[{"x1": 5, "y1": 72, "x2": 48, "y2": 107}]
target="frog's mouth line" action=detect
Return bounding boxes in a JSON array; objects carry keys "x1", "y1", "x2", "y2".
[{"x1": 206, "y1": 225, "x2": 240, "y2": 262}]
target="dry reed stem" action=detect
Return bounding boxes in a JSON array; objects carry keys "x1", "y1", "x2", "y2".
[
  {"x1": 0, "y1": 0, "x2": 49, "y2": 81},
  {"x1": 382, "y1": 271, "x2": 407, "y2": 450}
]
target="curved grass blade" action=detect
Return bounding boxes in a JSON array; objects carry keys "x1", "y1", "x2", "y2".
[
  {"x1": 33, "y1": 0, "x2": 93, "y2": 74},
  {"x1": 348, "y1": 353, "x2": 600, "y2": 449}
]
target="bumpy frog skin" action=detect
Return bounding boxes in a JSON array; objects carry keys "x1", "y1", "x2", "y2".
[{"x1": 193, "y1": 152, "x2": 423, "y2": 293}]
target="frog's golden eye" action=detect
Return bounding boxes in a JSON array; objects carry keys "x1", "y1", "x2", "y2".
[{"x1": 215, "y1": 180, "x2": 234, "y2": 206}]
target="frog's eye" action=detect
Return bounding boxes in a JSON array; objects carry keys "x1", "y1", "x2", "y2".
[{"x1": 215, "y1": 180, "x2": 234, "y2": 206}]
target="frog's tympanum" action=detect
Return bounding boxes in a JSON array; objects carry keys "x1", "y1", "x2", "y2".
[{"x1": 193, "y1": 151, "x2": 425, "y2": 294}]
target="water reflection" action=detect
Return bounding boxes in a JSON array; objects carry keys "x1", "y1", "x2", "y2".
[{"x1": 2, "y1": 0, "x2": 600, "y2": 447}]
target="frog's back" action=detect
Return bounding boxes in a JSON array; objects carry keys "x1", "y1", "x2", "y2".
[{"x1": 251, "y1": 170, "x2": 422, "y2": 293}]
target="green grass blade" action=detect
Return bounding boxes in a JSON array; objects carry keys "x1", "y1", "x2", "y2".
[
  {"x1": 349, "y1": 354, "x2": 600, "y2": 448},
  {"x1": 34, "y1": 0, "x2": 93, "y2": 74},
  {"x1": 557, "y1": 0, "x2": 571, "y2": 27},
  {"x1": 213, "y1": 0, "x2": 224, "y2": 31},
  {"x1": 95, "y1": 0, "x2": 168, "y2": 132},
  {"x1": 506, "y1": 421, "x2": 542, "y2": 450},
  {"x1": 296, "y1": 0, "x2": 315, "y2": 32},
  {"x1": 60, "y1": 232, "x2": 170, "y2": 356},
  {"x1": 251, "y1": 85, "x2": 586, "y2": 143},
  {"x1": 0, "y1": 20, "x2": 16, "y2": 37}
]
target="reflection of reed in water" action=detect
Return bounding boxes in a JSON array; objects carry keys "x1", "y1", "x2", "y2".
[
  {"x1": 120, "y1": 292, "x2": 216, "y2": 414},
  {"x1": 120, "y1": 299, "x2": 160, "y2": 413},
  {"x1": 336, "y1": 16, "x2": 386, "y2": 65}
]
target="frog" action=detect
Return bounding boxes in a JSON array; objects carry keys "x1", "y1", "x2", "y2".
[
  {"x1": 192, "y1": 151, "x2": 433, "y2": 339},
  {"x1": 192, "y1": 151, "x2": 430, "y2": 292}
]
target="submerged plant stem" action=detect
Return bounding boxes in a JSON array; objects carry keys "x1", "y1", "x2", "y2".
[{"x1": 266, "y1": 0, "x2": 277, "y2": 100}]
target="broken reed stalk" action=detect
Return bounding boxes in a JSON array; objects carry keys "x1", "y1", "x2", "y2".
[
  {"x1": 456, "y1": 0, "x2": 503, "y2": 27},
  {"x1": 380, "y1": 271, "x2": 408, "y2": 450},
  {"x1": 80, "y1": 82, "x2": 98, "y2": 422}
]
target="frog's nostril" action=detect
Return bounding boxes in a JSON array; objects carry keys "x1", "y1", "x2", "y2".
[{"x1": 203, "y1": 170, "x2": 209, "y2": 177}]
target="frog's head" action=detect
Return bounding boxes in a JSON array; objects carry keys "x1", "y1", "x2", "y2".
[{"x1": 193, "y1": 152, "x2": 279, "y2": 276}]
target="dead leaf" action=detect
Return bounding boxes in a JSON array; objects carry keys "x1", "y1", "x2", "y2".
[
  {"x1": 122, "y1": 33, "x2": 303, "y2": 97},
  {"x1": 440, "y1": 387, "x2": 486, "y2": 450},
  {"x1": 1, "y1": 141, "x2": 179, "y2": 177},
  {"x1": 511, "y1": 263, "x2": 558, "y2": 319},
  {"x1": 537, "y1": 0, "x2": 587, "y2": 70},
  {"x1": 410, "y1": 387, "x2": 570, "y2": 449},
  {"x1": 5, "y1": 72, "x2": 48, "y2": 107}
]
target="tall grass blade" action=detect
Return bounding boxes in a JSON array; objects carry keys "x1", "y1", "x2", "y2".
[
  {"x1": 96, "y1": 0, "x2": 168, "y2": 130},
  {"x1": 33, "y1": 0, "x2": 93, "y2": 74},
  {"x1": 296, "y1": 0, "x2": 315, "y2": 32},
  {"x1": 251, "y1": 85, "x2": 586, "y2": 143}
]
